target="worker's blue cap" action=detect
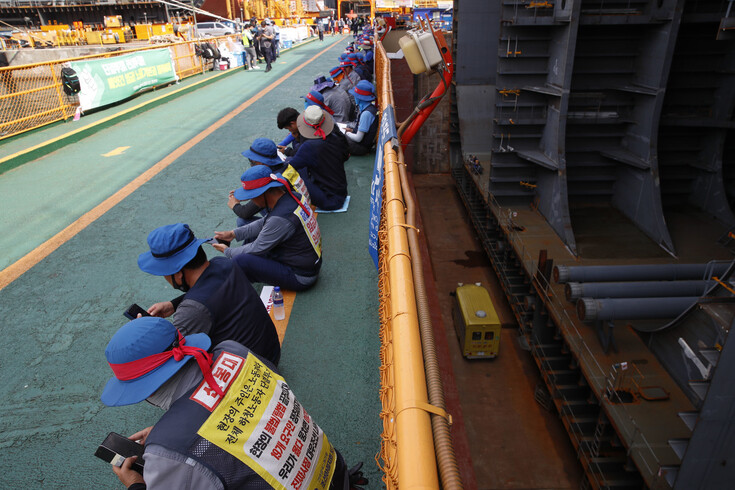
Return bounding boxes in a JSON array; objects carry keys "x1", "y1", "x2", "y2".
[
  {"x1": 241, "y1": 137, "x2": 282, "y2": 167},
  {"x1": 101, "y1": 317, "x2": 211, "y2": 407},
  {"x1": 137, "y1": 223, "x2": 207, "y2": 276},
  {"x1": 234, "y1": 164, "x2": 285, "y2": 201}
]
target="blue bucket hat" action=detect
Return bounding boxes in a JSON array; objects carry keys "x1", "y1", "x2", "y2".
[
  {"x1": 301, "y1": 90, "x2": 325, "y2": 107},
  {"x1": 301, "y1": 90, "x2": 334, "y2": 115},
  {"x1": 233, "y1": 164, "x2": 285, "y2": 201},
  {"x1": 101, "y1": 317, "x2": 211, "y2": 407},
  {"x1": 241, "y1": 137, "x2": 282, "y2": 167},
  {"x1": 350, "y1": 80, "x2": 376, "y2": 102},
  {"x1": 138, "y1": 223, "x2": 208, "y2": 276}
]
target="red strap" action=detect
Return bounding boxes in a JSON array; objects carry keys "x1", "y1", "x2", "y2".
[
  {"x1": 243, "y1": 176, "x2": 273, "y2": 190},
  {"x1": 109, "y1": 332, "x2": 225, "y2": 398},
  {"x1": 272, "y1": 175, "x2": 311, "y2": 216},
  {"x1": 305, "y1": 119, "x2": 327, "y2": 141},
  {"x1": 305, "y1": 93, "x2": 334, "y2": 115}
]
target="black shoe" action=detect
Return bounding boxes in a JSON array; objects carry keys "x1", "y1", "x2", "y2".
[
  {"x1": 348, "y1": 462, "x2": 368, "y2": 490},
  {"x1": 265, "y1": 66, "x2": 271, "y2": 73}
]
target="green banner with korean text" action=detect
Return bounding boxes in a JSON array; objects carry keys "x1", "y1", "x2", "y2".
[{"x1": 71, "y1": 48, "x2": 177, "y2": 111}]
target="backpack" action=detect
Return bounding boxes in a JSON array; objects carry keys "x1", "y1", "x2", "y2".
[
  {"x1": 205, "y1": 42, "x2": 221, "y2": 60},
  {"x1": 60, "y1": 67, "x2": 80, "y2": 95},
  {"x1": 199, "y1": 42, "x2": 217, "y2": 59}
]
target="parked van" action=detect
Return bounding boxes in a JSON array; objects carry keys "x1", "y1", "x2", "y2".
[{"x1": 195, "y1": 22, "x2": 234, "y2": 37}]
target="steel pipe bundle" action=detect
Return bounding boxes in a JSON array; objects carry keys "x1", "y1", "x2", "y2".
[
  {"x1": 555, "y1": 263, "x2": 729, "y2": 284},
  {"x1": 577, "y1": 297, "x2": 700, "y2": 322},
  {"x1": 565, "y1": 280, "x2": 714, "y2": 302}
]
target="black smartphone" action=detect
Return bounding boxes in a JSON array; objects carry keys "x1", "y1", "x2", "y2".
[
  {"x1": 94, "y1": 432, "x2": 145, "y2": 474},
  {"x1": 124, "y1": 303, "x2": 150, "y2": 320},
  {"x1": 205, "y1": 237, "x2": 231, "y2": 247}
]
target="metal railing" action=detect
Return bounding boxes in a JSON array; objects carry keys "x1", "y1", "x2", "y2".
[
  {"x1": 0, "y1": 34, "x2": 239, "y2": 141},
  {"x1": 375, "y1": 40, "x2": 445, "y2": 490}
]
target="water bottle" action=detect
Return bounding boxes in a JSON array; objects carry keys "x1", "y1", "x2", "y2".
[{"x1": 272, "y1": 286, "x2": 285, "y2": 320}]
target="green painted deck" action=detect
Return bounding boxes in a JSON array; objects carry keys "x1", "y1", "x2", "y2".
[{"x1": 0, "y1": 35, "x2": 382, "y2": 487}]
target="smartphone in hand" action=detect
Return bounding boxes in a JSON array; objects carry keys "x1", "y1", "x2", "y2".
[
  {"x1": 123, "y1": 304, "x2": 150, "y2": 321},
  {"x1": 94, "y1": 432, "x2": 145, "y2": 474}
]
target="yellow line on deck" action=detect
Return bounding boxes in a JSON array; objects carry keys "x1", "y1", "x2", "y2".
[{"x1": 0, "y1": 40, "x2": 343, "y2": 292}]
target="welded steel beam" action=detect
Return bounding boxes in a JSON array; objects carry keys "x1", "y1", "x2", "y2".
[
  {"x1": 555, "y1": 262, "x2": 731, "y2": 284},
  {"x1": 565, "y1": 280, "x2": 715, "y2": 301},
  {"x1": 528, "y1": 1, "x2": 581, "y2": 255},
  {"x1": 607, "y1": 3, "x2": 685, "y2": 255},
  {"x1": 577, "y1": 296, "x2": 700, "y2": 322}
]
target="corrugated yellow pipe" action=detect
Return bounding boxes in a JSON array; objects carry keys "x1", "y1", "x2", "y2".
[{"x1": 383, "y1": 138, "x2": 440, "y2": 490}]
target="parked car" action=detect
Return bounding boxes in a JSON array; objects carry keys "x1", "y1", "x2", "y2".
[
  {"x1": 220, "y1": 20, "x2": 242, "y2": 33},
  {"x1": 195, "y1": 22, "x2": 234, "y2": 37}
]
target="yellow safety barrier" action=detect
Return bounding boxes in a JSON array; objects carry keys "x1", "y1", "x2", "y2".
[
  {"x1": 375, "y1": 40, "x2": 441, "y2": 490},
  {"x1": 0, "y1": 35, "x2": 238, "y2": 141}
]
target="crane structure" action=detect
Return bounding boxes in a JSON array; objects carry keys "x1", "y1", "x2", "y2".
[{"x1": 241, "y1": 0, "x2": 305, "y2": 20}]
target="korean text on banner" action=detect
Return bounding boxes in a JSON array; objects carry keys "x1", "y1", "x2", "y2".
[
  {"x1": 71, "y1": 48, "x2": 177, "y2": 111},
  {"x1": 197, "y1": 353, "x2": 336, "y2": 490},
  {"x1": 368, "y1": 106, "x2": 398, "y2": 269}
]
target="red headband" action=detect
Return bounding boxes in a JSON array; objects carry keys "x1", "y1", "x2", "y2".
[
  {"x1": 305, "y1": 93, "x2": 334, "y2": 115},
  {"x1": 242, "y1": 174, "x2": 310, "y2": 216},
  {"x1": 242, "y1": 176, "x2": 274, "y2": 190},
  {"x1": 108, "y1": 331, "x2": 225, "y2": 398},
  {"x1": 354, "y1": 87, "x2": 373, "y2": 97}
]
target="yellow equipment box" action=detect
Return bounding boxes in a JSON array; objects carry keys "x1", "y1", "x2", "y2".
[
  {"x1": 104, "y1": 15, "x2": 123, "y2": 28},
  {"x1": 453, "y1": 283, "x2": 500, "y2": 359}
]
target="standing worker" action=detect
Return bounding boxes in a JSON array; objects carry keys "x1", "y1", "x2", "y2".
[
  {"x1": 260, "y1": 20, "x2": 275, "y2": 72},
  {"x1": 241, "y1": 26, "x2": 258, "y2": 70}
]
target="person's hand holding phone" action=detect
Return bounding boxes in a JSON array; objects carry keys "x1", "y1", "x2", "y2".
[
  {"x1": 112, "y1": 456, "x2": 144, "y2": 487},
  {"x1": 130, "y1": 426, "x2": 153, "y2": 446},
  {"x1": 148, "y1": 302, "x2": 174, "y2": 318}
]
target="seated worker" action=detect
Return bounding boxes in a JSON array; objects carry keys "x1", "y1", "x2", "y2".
[
  {"x1": 330, "y1": 65, "x2": 356, "y2": 94},
  {"x1": 345, "y1": 80, "x2": 378, "y2": 156},
  {"x1": 348, "y1": 53, "x2": 370, "y2": 81},
  {"x1": 276, "y1": 107, "x2": 302, "y2": 157},
  {"x1": 359, "y1": 40, "x2": 374, "y2": 77},
  {"x1": 138, "y1": 223, "x2": 280, "y2": 365},
  {"x1": 312, "y1": 75, "x2": 356, "y2": 124},
  {"x1": 230, "y1": 137, "x2": 312, "y2": 226},
  {"x1": 289, "y1": 105, "x2": 350, "y2": 211},
  {"x1": 339, "y1": 61, "x2": 361, "y2": 92},
  {"x1": 214, "y1": 165, "x2": 322, "y2": 292},
  {"x1": 102, "y1": 317, "x2": 369, "y2": 490},
  {"x1": 301, "y1": 90, "x2": 336, "y2": 126}
]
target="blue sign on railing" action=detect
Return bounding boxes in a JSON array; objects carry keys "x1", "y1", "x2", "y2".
[{"x1": 368, "y1": 106, "x2": 398, "y2": 269}]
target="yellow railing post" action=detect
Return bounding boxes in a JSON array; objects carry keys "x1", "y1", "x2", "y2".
[{"x1": 49, "y1": 65, "x2": 70, "y2": 121}]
